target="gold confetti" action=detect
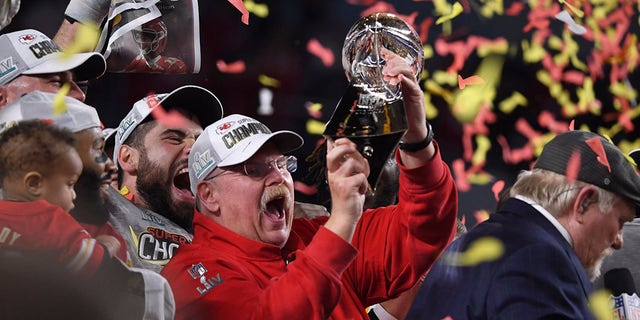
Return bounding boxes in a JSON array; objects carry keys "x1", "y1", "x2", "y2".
[
  {"x1": 588, "y1": 290, "x2": 613, "y2": 320},
  {"x1": 436, "y1": 2, "x2": 463, "y2": 25},
  {"x1": 61, "y1": 23, "x2": 100, "y2": 60},
  {"x1": 258, "y1": 74, "x2": 281, "y2": 87},
  {"x1": 445, "y1": 236, "x2": 505, "y2": 266},
  {"x1": 244, "y1": 0, "x2": 269, "y2": 18},
  {"x1": 53, "y1": 83, "x2": 71, "y2": 115},
  {"x1": 306, "y1": 119, "x2": 326, "y2": 135}
]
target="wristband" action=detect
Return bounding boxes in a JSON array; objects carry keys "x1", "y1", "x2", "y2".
[{"x1": 399, "y1": 122, "x2": 433, "y2": 152}]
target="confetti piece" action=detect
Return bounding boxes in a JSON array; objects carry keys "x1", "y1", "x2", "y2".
[
  {"x1": 53, "y1": 83, "x2": 71, "y2": 115},
  {"x1": 504, "y1": 2, "x2": 524, "y2": 16},
  {"x1": 497, "y1": 135, "x2": 535, "y2": 164},
  {"x1": 452, "y1": 159, "x2": 471, "y2": 192},
  {"x1": 498, "y1": 91, "x2": 527, "y2": 114},
  {"x1": 294, "y1": 181, "x2": 318, "y2": 196},
  {"x1": 244, "y1": 0, "x2": 269, "y2": 18},
  {"x1": 306, "y1": 38, "x2": 335, "y2": 67},
  {"x1": 360, "y1": 1, "x2": 398, "y2": 17},
  {"x1": 257, "y1": 88, "x2": 274, "y2": 116},
  {"x1": 305, "y1": 102, "x2": 323, "y2": 119},
  {"x1": 472, "y1": 134, "x2": 491, "y2": 165},
  {"x1": 436, "y1": 2, "x2": 463, "y2": 25},
  {"x1": 147, "y1": 94, "x2": 191, "y2": 129},
  {"x1": 538, "y1": 111, "x2": 570, "y2": 133},
  {"x1": 445, "y1": 236, "x2": 505, "y2": 266},
  {"x1": 588, "y1": 290, "x2": 614, "y2": 320},
  {"x1": 468, "y1": 172, "x2": 492, "y2": 185},
  {"x1": 569, "y1": 120, "x2": 575, "y2": 131},
  {"x1": 491, "y1": 180, "x2": 505, "y2": 202},
  {"x1": 306, "y1": 119, "x2": 326, "y2": 135},
  {"x1": 61, "y1": 23, "x2": 99, "y2": 60},
  {"x1": 555, "y1": 10, "x2": 587, "y2": 35},
  {"x1": 473, "y1": 210, "x2": 490, "y2": 226},
  {"x1": 258, "y1": 74, "x2": 280, "y2": 87},
  {"x1": 585, "y1": 137, "x2": 611, "y2": 172},
  {"x1": 565, "y1": 150, "x2": 581, "y2": 182},
  {"x1": 216, "y1": 59, "x2": 246, "y2": 74},
  {"x1": 558, "y1": 0, "x2": 584, "y2": 18},
  {"x1": 227, "y1": 0, "x2": 250, "y2": 25},
  {"x1": 458, "y1": 74, "x2": 485, "y2": 89}
]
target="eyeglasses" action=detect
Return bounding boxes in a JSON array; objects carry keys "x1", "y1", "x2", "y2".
[{"x1": 206, "y1": 155, "x2": 297, "y2": 181}]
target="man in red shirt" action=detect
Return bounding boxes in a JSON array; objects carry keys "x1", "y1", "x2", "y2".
[{"x1": 161, "y1": 48, "x2": 458, "y2": 319}]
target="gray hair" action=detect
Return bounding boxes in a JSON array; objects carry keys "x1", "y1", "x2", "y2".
[{"x1": 509, "y1": 169, "x2": 619, "y2": 217}]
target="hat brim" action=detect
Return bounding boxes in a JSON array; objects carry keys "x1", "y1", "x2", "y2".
[
  {"x1": 22, "y1": 52, "x2": 106, "y2": 81},
  {"x1": 217, "y1": 131, "x2": 304, "y2": 167},
  {"x1": 158, "y1": 85, "x2": 224, "y2": 128},
  {"x1": 629, "y1": 149, "x2": 640, "y2": 167}
]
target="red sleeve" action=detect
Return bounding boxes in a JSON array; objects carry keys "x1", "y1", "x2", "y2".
[
  {"x1": 0, "y1": 201, "x2": 108, "y2": 277},
  {"x1": 346, "y1": 141, "x2": 458, "y2": 305},
  {"x1": 163, "y1": 227, "x2": 358, "y2": 320}
]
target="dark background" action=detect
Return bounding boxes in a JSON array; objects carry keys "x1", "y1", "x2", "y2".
[{"x1": 5, "y1": 0, "x2": 640, "y2": 228}]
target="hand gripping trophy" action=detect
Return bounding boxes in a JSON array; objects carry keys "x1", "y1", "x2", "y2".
[{"x1": 324, "y1": 12, "x2": 424, "y2": 190}]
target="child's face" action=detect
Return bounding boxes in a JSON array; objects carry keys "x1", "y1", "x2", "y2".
[{"x1": 41, "y1": 149, "x2": 83, "y2": 212}]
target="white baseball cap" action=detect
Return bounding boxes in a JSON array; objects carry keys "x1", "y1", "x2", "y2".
[
  {"x1": 0, "y1": 91, "x2": 101, "y2": 133},
  {"x1": 113, "y1": 85, "x2": 224, "y2": 169},
  {"x1": 0, "y1": 29, "x2": 106, "y2": 86},
  {"x1": 189, "y1": 114, "x2": 304, "y2": 194}
]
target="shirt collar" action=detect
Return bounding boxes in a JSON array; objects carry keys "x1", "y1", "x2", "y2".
[{"x1": 514, "y1": 195, "x2": 573, "y2": 246}]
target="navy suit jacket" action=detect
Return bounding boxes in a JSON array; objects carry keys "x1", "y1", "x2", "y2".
[{"x1": 407, "y1": 198, "x2": 594, "y2": 320}]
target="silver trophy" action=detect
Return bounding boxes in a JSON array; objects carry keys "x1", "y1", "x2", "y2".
[{"x1": 325, "y1": 12, "x2": 424, "y2": 189}]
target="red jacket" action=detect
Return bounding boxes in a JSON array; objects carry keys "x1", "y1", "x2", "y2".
[
  {"x1": 162, "y1": 148, "x2": 458, "y2": 319},
  {"x1": 0, "y1": 200, "x2": 108, "y2": 277}
]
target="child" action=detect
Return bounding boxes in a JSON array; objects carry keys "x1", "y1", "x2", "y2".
[{"x1": 0, "y1": 120, "x2": 120, "y2": 276}]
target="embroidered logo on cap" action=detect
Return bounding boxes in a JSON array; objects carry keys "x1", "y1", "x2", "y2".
[
  {"x1": 17, "y1": 34, "x2": 37, "y2": 44},
  {"x1": 0, "y1": 57, "x2": 17, "y2": 80},
  {"x1": 193, "y1": 150, "x2": 214, "y2": 179}
]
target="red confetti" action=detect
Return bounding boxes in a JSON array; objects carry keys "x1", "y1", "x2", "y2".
[
  {"x1": 505, "y1": 2, "x2": 525, "y2": 16},
  {"x1": 418, "y1": 17, "x2": 434, "y2": 44},
  {"x1": 497, "y1": 135, "x2": 534, "y2": 164},
  {"x1": 216, "y1": 59, "x2": 246, "y2": 74},
  {"x1": 227, "y1": 0, "x2": 250, "y2": 25},
  {"x1": 458, "y1": 74, "x2": 485, "y2": 89},
  {"x1": 306, "y1": 38, "x2": 335, "y2": 67},
  {"x1": 585, "y1": 137, "x2": 611, "y2": 172},
  {"x1": 294, "y1": 181, "x2": 318, "y2": 196},
  {"x1": 360, "y1": 1, "x2": 398, "y2": 17},
  {"x1": 565, "y1": 150, "x2": 581, "y2": 182},
  {"x1": 452, "y1": 159, "x2": 471, "y2": 192},
  {"x1": 538, "y1": 111, "x2": 569, "y2": 133},
  {"x1": 491, "y1": 180, "x2": 505, "y2": 202},
  {"x1": 147, "y1": 94, "x2": 191, "y2": 129}
]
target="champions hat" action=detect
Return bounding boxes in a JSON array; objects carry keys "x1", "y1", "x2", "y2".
[
  {"x1": 189, "y1": 114, "x2": 304, "y2": 194},
  {"x1": 0, "y1": 91, "x2": 101, "y2": 133},
  {"x1": 534, "y1": 130, "x2": 640, "y2": 217},
  {"x1": 113, "y1": 85, "x2": 223, "y2": 169},
  {"x1": 0, "y1": 29, "x2": 106, "y2": 86}
]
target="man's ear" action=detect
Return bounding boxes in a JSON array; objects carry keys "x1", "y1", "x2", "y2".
[
  {"x1": 197, "y1": 181, "x2": 220, "y2": 216},
  {"x1": 24, "y1": 171, "x2": 44, "y2": 197},
  {"x1": 118, "y1": 145, "x2": 139, "y2": 175},
  {"x1": 572, "y1": 186, "x2": 597, "y2": 224}
]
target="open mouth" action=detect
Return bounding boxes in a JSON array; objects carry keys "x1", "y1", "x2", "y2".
[
  {"x1": 173, "y1": 167, "x2": 193, "y2": 198},
  {"x1": 265, "y1": 197, "x2": 285, "y2": 220},
  {"x1": 262, "y1": 186, "x2": 290, "y2": 222}
]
